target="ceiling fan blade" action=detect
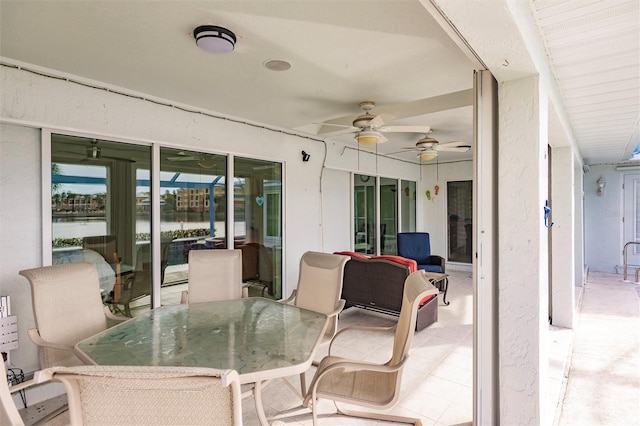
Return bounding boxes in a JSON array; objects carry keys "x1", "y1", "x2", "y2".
[
  {"x1": 55, "y1": 150, "x2": 86, "y2": 158},
  {"x1": 379, "y1": 125, "x2": 432, "y2": 134},
  {"x1": 433, "y1": 141, "x2": 471, "y2": 151},
  {"x1": 377, "y1": 133, "x2": 388, "y2": 143},
  {"x1": 313, "y1": 122, "x2": 355, "y2": 129},
  {"x1": 167, "y1": 156, "x2": 198, "y2": 161},
  {"x1": 434, "y1": 146, "x2": 470, "y2": 153},
  {"x1": 315, "y1": 90, "x2": 473, "y2": 135},
  {"x1": 368, "y1": 114, "x2": 392, "y2": 129},
  {"x1": 102, "y1": 155, "x2": 136, "y2": 163}
]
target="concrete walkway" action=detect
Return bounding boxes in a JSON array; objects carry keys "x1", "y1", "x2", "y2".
[{"x1": 557, "y1": 271, "x2": 640, "y2": 425}]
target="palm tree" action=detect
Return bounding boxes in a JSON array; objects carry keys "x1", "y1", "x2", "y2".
[{"x1": 51, "y1": 163, "x2": 62, "y2": 194}]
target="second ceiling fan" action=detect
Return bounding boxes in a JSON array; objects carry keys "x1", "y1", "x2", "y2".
[{"x1": 401, "y1": 134, "x2": 471, "y2": 161}]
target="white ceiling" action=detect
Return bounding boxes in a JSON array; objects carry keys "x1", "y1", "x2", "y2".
[
  {"x1": 0, "y1": 0, "x2": 638, "y2": 165},
  {"x1": 532, "y1": 0, "x2": 640, "y2": 165}
]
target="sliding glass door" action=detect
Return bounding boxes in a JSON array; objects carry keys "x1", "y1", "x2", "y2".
[
  {"x1": 447, "y1": 180, "x2": 473, "y2": 263},
  {"x1": 380, "y1": 177, "x2": 398, "y2": 254},
  {"x1": 51, "y1": 135, "x2": 151, "y2": 316},
  {"x1": 52, "y1": 135, "x2": 284, "y2": 315},
  {"x1": 234, "y1": 157, "x2": 283, "y2": 299},
  {"x1": 158, "y1": 148, "x2": 227, "y2": 306},
  {"x1": 354, "y1": 174, "x2": 376, "y2": 255},
  {"x1": 353, "y1": 175, "x2": 415, "y2": 255}
]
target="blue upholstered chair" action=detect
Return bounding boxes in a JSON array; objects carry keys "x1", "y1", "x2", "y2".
[{"x1": 397, "y1": 232, "x2": 446, "y2": 273}]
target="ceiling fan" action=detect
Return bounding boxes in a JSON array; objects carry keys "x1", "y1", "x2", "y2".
[
  {"x1": 57, "y1": 140, "x2": 135, "y2": 163},
  {"x1": 166, "y1": 152, "x2": 218, "y2": 169},
  {"x1": 319, "y1": 101, "x2": 432, "y2": 145},
  {"x1": 400, "y1": 135, "x2": 471, "y2": 161}
]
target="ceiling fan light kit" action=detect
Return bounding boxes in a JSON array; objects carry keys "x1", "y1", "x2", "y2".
[
  {"x1": 356, "y1": 130, "x2": 382, "y2": 145},
  {"x1": 197, "y1": 160, "x2": 217, "y2": 169},
  {"x1": 419, "y1": 150, "x2": 438, "y2": 161},
  {"x1": 194, "y1": 25, "x2": 236, "y2": 54}
]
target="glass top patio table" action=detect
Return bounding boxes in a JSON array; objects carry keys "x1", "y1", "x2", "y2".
[{"x1": 75, "y1": 297, "x2": 328, "y2": 385}]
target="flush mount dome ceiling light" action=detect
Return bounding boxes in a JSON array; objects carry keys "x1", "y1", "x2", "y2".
[{"x1": 194, "y1": 25, "x2": 236, "y2": 54}]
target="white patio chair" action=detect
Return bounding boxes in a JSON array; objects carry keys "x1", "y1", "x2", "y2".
[
  {"x1": 19, "y1": 262, "x2": 127, "y2": 368},
  {"x1": 281, "y1": 251, "x2": 349, "y2": 394},
  {"x1": 1, "y1": 357, "x2": 68, "y2": 426},
  {"x1": 38, "y1": 365, "x2": 243, "y2": 425},
  {"x1": 303, "y1": 270, "x2": 438, "y2": 425},
  {"x1": 181, "y1": 249, "x2": 244, "y2": 303}
]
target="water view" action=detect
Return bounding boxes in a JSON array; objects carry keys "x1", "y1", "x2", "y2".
[{"x1": 52, "y1": 218, "x2": 249, "y2": 240}]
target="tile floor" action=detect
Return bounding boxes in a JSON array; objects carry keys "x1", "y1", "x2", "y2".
[
  {"x1": 244, "y1": 271, "x2": 476, "y2": 425},
  {"x1": 23, "y1": 269, "x2": 574, "y2": 426}
]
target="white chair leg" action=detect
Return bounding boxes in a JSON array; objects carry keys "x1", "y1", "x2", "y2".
[{"x1": 335, "y1": 402, "x2": 423, "y2": 425}]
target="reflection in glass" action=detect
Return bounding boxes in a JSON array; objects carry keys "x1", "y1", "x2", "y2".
[
  {"x1": 380, "y1": 177, "x2": 398, "y2": 254},
  {"x1": 159, "y1": 148, "x2": 227, "y2": 306},
  {"x1": 51, "y1": 135, "x2": 151, "y2": 316},
  {"x1": 234, "y1": 157, "x2": 282, "y2": 299},
  {"x1": 354, "y1": 174, "x2": 376, "y2": 255},
  {"x1": 447, "y1": 180, "x2": 473, "y2": 263},
  {"x1": 400, "y1": 180, "x2": 416, "y2": 233}
]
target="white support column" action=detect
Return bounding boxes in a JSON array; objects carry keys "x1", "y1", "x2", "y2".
[
  {"x1": 498, "y1": 75, "x2": 549, "y2": 425},
  {"x1": 574, "y1": 160, "x2": 586, "y2": 287},
  {"x1": 551, "y1": 146, "x2": 575, "y2": 328}
]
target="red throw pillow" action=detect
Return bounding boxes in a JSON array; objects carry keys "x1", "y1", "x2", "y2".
[
  {"x1": 334, "y1": 251, "x2": 369, "y2": 259},
  {"x1": 370, "y1": 255, "x2": 417, "y2": 272},
  {"x1": 419, "y1": 294, "x2": 436, "y2": 306}
]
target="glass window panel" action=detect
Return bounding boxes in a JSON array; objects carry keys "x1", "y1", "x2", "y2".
[
  {"x1": 52, "y1": 135, "x2": 151, "y2": 317},
  {"x1": 354, "y1": 174, "x2": 376, "y2": 255},
  {"x1": 234, "y1": 157, "x2": 282, "y2": 299},
  {"x1": 380, "y1": 177, "x2": 398, "y2": 255},
  {"x1": 400, "y1": 180, "x2": 416, "y2": 232},
  {"x1": 447, "y1": 180, "x2": 473, "y2": 263},
  {"x1": 159, "y1": 147, "x2": 227, "y2": 306}
]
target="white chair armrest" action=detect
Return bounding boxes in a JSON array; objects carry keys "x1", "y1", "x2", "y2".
[
  {"x1": 326, "y1": 299, "x2": 346, "y2": 318},
  {"x1": 305, "y1": 355, "x2": 410, "y2": 406},
  {"x1": 27, "y1": 328, "x2": 76, "y2": 352},
  {"x1": 328, "y1": 323, "x2": 397, "y2": 355},
  {"x1": 280, "y1": 289, "x2": 297, "y2": 305},
  {"x1": 320, "y1": 356, "x2": 407, "y2": 376}
]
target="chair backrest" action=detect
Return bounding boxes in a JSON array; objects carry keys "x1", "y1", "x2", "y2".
[
  {"x1": 0, "y1": 359, "x2": 24, "y2": 426},
  {"x1": 19, "y1": 262, "x2": 108, "y2": 368},
  {"x1": 187, "y1": 249, "x2": 243, "y2": 303},
  {"x1": 397, "y1": 232, "x2": 432, "y2": 264},
  {"x1": 40, "y1": 365, "x2": 242, "y2": 426},
  {"x1": 238, "y1": 243, "x2": 259, "y2": 281},
  {"x1": 82, "y1": 235, "x2": 118, "y2": 265},
  {"x1": 294, "y1": 251, "x2": 349, "y2": 338},
  {"x1": 390, "y1": 270, "x2": 439, "y2": 366}
]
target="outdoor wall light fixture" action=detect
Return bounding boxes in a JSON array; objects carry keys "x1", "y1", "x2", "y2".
[
  {"x1": 301, "y1": 151, "x2": 310, "y2": 162},
  {"x1": 597, "y1": 177, "x2": 606, "y2": 196},
  {"x1": 194, "y1": 25, "x2": 236, "y2": 54}
]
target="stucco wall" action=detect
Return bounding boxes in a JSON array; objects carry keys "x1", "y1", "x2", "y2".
[{"x1": 584, "y1": 164, "x2": 634, "y2": 273}]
